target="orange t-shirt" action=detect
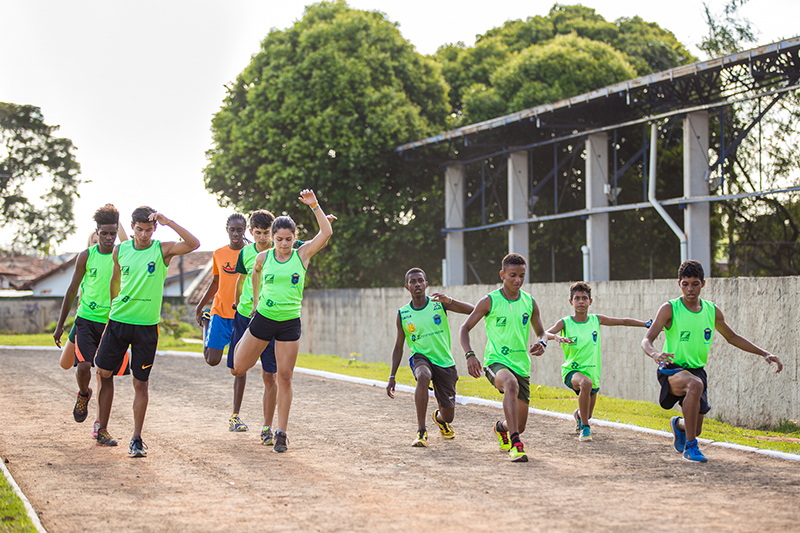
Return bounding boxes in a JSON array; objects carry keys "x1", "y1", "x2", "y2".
[{"x1": 210, "y1": 245, "x2": 241, "y2": 319}]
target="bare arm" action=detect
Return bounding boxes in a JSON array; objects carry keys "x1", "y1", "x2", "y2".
[
  {"x1": 117, "y1": 225, "x2": 128, "y2": 242},
  {"x1": 386, "y1": 313, "x2": 406, "y2": 398},
  {"x1": 429, "y1": 292, "x2": 474, "y2": 315},
  {"x1": 597, "y1": 315, "x2": 650, "y2": 328},
  {"x1": 109, "y1": 246, "x2": 122, "y2": 307},
  {"x1": 53, "y1": 250, "x2": 89, "y2": 347},
  {"x1": 460, "y1": 295, "x2": 491, "y2": 378},
  {"x1": 641, "y1": 302, "x2": 673, "y2": 365},
  {"x1": 150, "y1": 213, "x2": 200, "y2": 263},
  {"x1": 234, "y1": 274, "x2": 245, "y2": 307},
  {"x1": 195, "y1": 275, "x2": 219, "y2": 326},
  {"x1": 528, "y1": 298, "x2": 547, "y2": 357},
  {"x1": 296, "y1": 189, "x2": 333, "y2": 266},
  {"x1": 251, "y1": 252, "x2": 267, "y2": 316},
  {"x1": 715, "y1": 307, "x2": 783, "y2": 373},
  {"x1": 545, "y1": 319, "x2": 573, "y2": 344}
]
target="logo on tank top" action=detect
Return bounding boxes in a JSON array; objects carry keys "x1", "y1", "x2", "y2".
[
  {"x1": 680, "y1": 331, "x2": 691, "y2": 342},
  {"x1": 433, "y1": 303, "x2": 442, "y2": 311},
  {"x1": 522, "y1": 313, "x2": 529, "y2": 325},
  {"x1": 292, "y1": 273, "x2": 300, "y2": 285},
  {"x1": 433, "y1": 314, "x2": 442, "y2": 325},
  {"x1": 592, "y1": 330, "x2": 598, "y2": 343},
  {"x1": 264, "y1": 274, "x2": 274, "y2": 284},
  {"x1": 411, "y1": 334, "x2": 417, "y2": 341},
  {"x1": 88, "y1": 301, "x2": 98, "y2": 310},
  {"x1": 147, "y1": 261, "x2": 156, "y2": 274},
  {"x1": 87, "y1": 268, "x2": 97, "y2": 278},
  {"x1": 407, "y1": 322, "x2": 416, "y2": 333},
  {"x1": 704, "y1": 328, "x2": 712, "y2": 341},
  {"x1": 496, "y1": 317, "x2": 507, "y2": 327},
  {"x1": 501, "y1": 346, "x2": 510, "y2": 355},
  {"x1": 121, "y1": 266, "x2": 130, "y2": 277},
  {"x1": 121, "y1": 295, "x2": 131, "y2": 303},
  {"x1": 265, "y1": 299, "x2": 275, "y2": 307}
]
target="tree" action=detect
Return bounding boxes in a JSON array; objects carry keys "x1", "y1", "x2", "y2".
[
  {"x1": 0, "y1": 102, "x2": 81, "y2": 252},
  {"x1": 204, "y1": 1, "x2": 449, "y2": 288}
]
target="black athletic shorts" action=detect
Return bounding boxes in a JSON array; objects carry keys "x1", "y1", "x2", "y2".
[
  {"x1": 248, "y1": 312, "x2": 301, "y2": 343},
  {"x1": 657, "y1": 364, "x2": 710, "y2": 415},
  {"x1": 410, "y1": 353, "x2": 459, "y2": 409},
  {"x1": 95, "y1": 320, "x2": 158, "y2": 382},
  {"x1": 485, "y1": 363, "x2": 530, "y2": 404},
  {"x1": 74, "y1": 317, "x2": 130, "y2": 375}
]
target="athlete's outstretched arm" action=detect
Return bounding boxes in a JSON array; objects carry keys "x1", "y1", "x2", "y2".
[
  {"x1": 597, "y1": 315, "x2": 650, "y2": 328},
  {"x1": 53, "y1": 249, "x2": 89, "y2": 347},
  {"x1": 545, "y1": 319, "x2": 572, "y2": 344},
  {"x1": 297, "y1": 189, "x2": 333, "y2": 266},
  {"x1": 641, "y1": 302, "x2": 674, "y2": 365},
  {"x1": 460, "y1": 296, "x2": 491, "y2": 379},
  {"x1": 715, "y1": 307, "x2": 783, "y2": 373},
  {"x1": 429, "y1": 292, "x2": 474, "y2": 315},
  {"x1": 386, "y1": 313, "x2": 405, "y2": 399}
]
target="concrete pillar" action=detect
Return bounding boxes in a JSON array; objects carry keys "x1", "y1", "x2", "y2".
[
  {"x1": 585, "y1": 133, "x2": 610, "y2": 281},
  {"x1": 445, "y1": 165, "x2": 466, "y2": 285},
  {"x1": 684, "y1": 111, "x2": 711, "y2": 271},
  {"x1": 507, "y1": 151, "x2": 530, "y2": 269}
]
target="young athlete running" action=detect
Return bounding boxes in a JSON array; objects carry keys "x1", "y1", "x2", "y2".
[
  {"x1": 545, "y1": 282, "x2": 651, "y2": 442},
  {"x1": 53, "y1": 205, "x2": 129, "y2": 434},
  {"x1": 194, "y1": 213, "x2": 247, "y2": 367},
  {"x1": 641, "y1": 260, "x2": 783, "y2": 462},
  {"x1": 232, "y1": 189, "x2": 332, "y2": 453},
  {"x1": 94, "y1": 207, "x2": 199, "y2": 457},
  {"x1": 228, "y1": 209, "x2": 278, "y2": 437},
  {"x1": 386, "y1": 267, "x2": 474, "y2": 447},
  {"x1": 459, "y1": 253, "x2": 548, "y2": 462}
]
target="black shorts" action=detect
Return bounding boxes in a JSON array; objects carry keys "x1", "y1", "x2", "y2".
[
  {"x1": 485, "y1": 363, "x2": 530, "y2": 404},
  {"x1": 228, "y1": 311, "x2": 277, "y2": 373},
  {"x1": 657, "y1": 364, "x2": 710, "y2": 415},
  {"x1": 74, "y1": 317, "x2": 130, "y2": 376},
  {"x1": 95, "y1": 320, "x2": 158, "y2": 382},
  {"x1": 410, "y1": 354, "x2": 459, "y2": 409},
  {"x1": 248, "y1": 312, "x2": 301, "y2": 343}
]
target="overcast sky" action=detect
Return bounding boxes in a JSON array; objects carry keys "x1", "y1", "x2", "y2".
[{"x1": 1, "y1": 0, "x2": 798, "y2": 254}]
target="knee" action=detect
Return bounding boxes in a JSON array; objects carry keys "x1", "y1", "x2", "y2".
[
  {"x1": 276, "y1": 371, "x2": 293, "y2": 386},
  {"x1": 686, "y1": 378, "x2": 704, "y2": 396},
  {"x1": 416, "y1": 368, "x2": 432, "y2": 385},
  {"x1": 262, "y1": 372, "x2": 277, "y2": 386},
  {"x1": 231, "y1": 367, "x2": 245, "y2": 377},
  {"x1": 503, "y1": 379, "x2": 519, "y2": 396}
]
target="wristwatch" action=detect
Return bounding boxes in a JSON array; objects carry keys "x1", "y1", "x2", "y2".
[{"x1": 539, "y1": 340, "x2": 547, "y2": 348}]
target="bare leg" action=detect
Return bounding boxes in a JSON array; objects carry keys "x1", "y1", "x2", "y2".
[
  {"x1": 262, "y1": 371, "x2": 277, "y2": 427},
  {"x1": 76, "y1": 361, "x2": 92, "y2": 395},
  {"x1": 274, "y1": 340, "x2": 300, "y2": 433},
  {"x1": 494, "y1": 370, "x2": 521, "y2": 435},
  {"x1": 414, "y1": 366, "x2": 432, "y2": 431},
  {"x1": 232, "y1": 330, "x2": 269, "y2": 377},
  {"x1": 97, "y1": 370, "x2": 114, "y2": 429},
  {"x1": 132, "y1": 377, "x2": 149, "y2": 437},
  {"x1": 232, "y1": 373, "x2": 247, "y2": 414},
  {"x1": 668, "y1": 372, "x2": 705, "y2": 442},
  {"x1": 204, "y1": 347, "x2": 223, "y2": 366},
  {"x1": 60, "y1": 341, "x2": 76, "y2": 370},
  {"x1": 572, "y1": 372, "x2": 594, "y2": 426}
]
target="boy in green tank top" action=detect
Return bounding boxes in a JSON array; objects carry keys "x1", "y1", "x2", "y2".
[
  {"x1": 545, "y1": 282, "x2": 651, "y2": 442},
  {"x1": 459, "y1": 253, "x2": 548, "y2": 463},
  {"x1": 642, "y1": 260, "x2": 783, "y2": 463},
  {"x1": 386, "y1": 268, "x2": 474, "y2": 447},
  {"x1": 53, "y1": 204, "x2": 129, "y2": 433},
  {"x1": 94, "y1": 206, "x2": 200, "y2": 457}
]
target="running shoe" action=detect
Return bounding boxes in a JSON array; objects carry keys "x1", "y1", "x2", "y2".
[
  {"x1": 73, "y1": 388, "x2": 92, "y2": 423},
  {"x1": 494, "y1": 421, "x2": 511, "y2": 451},
  {"x1": 92, "y1": 420, "x2": 100, "y2": 440},
  {"x1": 273, "y1": 431, "x2": 288, "y2": 453},
  {"x1": 579, "y1": 425, "x2": 593, "y2": 442},
  {"x1": 229, "y1": 414, "x2": 248, "y2": 432},
  {"x1": 431, "y1": 409, "x2": 455, "y2": 439},
  {"x1": 670, "y1": 416, "x2": 686, "y2": 453},
  {"x1": 573, "y1": 408, "x2": 582, "y2": 433},
  {"x1": 129, "y1": 436, "x2": 148, "y2": 458},
  {"x1": 508, "y1": 442, "x2": 528, "y2": 462},
  {"x1": 411, "y1": 429, "x2": 428, "y2": 447},
  {"x1": 260, "y1": 426, "x2": 274, "y2": 446},
  {"x1": 95, "y1": 428, "x2": 118, "y2": 447},
  {"x1": 682, "y1": 439, "x2": 707, "y2": 463}
]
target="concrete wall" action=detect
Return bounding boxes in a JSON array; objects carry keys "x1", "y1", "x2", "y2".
[
  {"x1": 299, "y1": 277, "x2": 799, "y2": 428},
  {"x1": 0, "y1": 297, "x2": 62, "y2": 333}
]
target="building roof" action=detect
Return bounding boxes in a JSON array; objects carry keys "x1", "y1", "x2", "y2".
[{"x1": 0, "y1": 254, "x2": 67, "y2": 289}]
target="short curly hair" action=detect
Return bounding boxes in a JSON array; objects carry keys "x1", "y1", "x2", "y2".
[
  {"x1": 678, "y1": 260, "x2": 704, "y2": 281},
  {"x1": 93, "y1": 204, "x2": 120, "y2": 226}
]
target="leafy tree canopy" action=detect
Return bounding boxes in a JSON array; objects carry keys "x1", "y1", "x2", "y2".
[
  {"x1": 0, "y1": 102, "x2": 81, "y2": 252},
  {"x1": 204, "y1": 1, "x2": 449, "y2": 288}
]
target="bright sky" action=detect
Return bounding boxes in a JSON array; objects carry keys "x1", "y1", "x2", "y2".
[{"x1": 1, "y1": 0, "x2": 798, "y2": 254}]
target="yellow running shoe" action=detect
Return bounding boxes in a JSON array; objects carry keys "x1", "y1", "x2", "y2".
[
  {"x1": 411, "y1": 429, "x2": 428, "y2": 447},
  {"x1": 509, "y1": 442, "x2": 528, "y2": 462},
  {"x1": 494, "y1": 421, "x2": 511, "y2": 451},
  {"x1": 229, "y1": 414, "x2": 248, "y2": 432},
  {"x1": 431, "y1": 409, "x2": 455, "y2": 439}
]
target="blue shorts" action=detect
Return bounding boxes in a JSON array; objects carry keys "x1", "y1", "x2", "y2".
[
  {"x1": 205, "y1": 315, "x2": 234, "y2": 350},
  {"x1": 228, "y1": 311, "x2": 276, "y2": 373}
]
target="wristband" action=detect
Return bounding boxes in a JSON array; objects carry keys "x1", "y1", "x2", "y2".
[
  {"x1": 539, "y1": 340, "x2": 547, "y2": 348},
  {"x1": 310, "y1": 202, "x2": 319, "y2": 211},
  {"x1": 645, "y1": 319, "x2": 653, "y2": 328},
  {"x1": 389, "y1": 375, "x2": 395, "y2": 379},
  {"x1": 465, "y1": 351, "x2": 476, "y2": 360}
]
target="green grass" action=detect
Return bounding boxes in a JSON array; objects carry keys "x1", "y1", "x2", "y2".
[
  {"x1": 0, "y1": 471, "x2": 37, "y2": 533},
  {"x1": 3, "y1": 335, "x2": 798, "y2": 456}
]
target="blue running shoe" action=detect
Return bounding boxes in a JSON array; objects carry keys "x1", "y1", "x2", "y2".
[
  {"x1": 670, "y1": 416, "x2": 686, "y2": 453},
  {"x1": 682, "y1": 439, "x2": 707, "y2": 463}
]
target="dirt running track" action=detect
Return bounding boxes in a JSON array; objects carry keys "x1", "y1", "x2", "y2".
[{"x1": 1, "y1": 348, "x2": 799, "y2": 532}]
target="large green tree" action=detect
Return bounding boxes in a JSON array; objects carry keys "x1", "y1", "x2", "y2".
[
  {"x1": 205, "y1": 1, "x2": 449, "y2": 288},
  {"x1": 0, "y1": 102, "x2": 81, "y2": 252}
]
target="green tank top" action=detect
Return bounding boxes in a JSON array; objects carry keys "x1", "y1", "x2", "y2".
[
  {"x1": 234, "y1": 244, "x2": 260, "y2": 317},
  {"x1": 484, "y1": 288, "x2": 535, "y2": 377},
  {"x1": 399, "y1": 297, "x2": 454, "y2": 368},
  {"x1": 559, "y1": 314, "x2": 601, "y2": 386},
  {"x1": 109, "y1": 240, "x2": 168, "y2": 326},
  {"x1": 256, "y1": 248, "x2": 306, "y2": 321},
  {"x1": 76, "y1": 245, "x2": 114, "y2": 323},
  {"x1": 663, "y1": 297, "x2": 716, "y2": 368}
]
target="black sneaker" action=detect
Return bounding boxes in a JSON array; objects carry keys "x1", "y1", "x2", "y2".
[
  {"x1": 73, "y1": 388, "x2": 92, "y2": 423},
  {"x1": 129, "y1": 436, "x2": 148, "y2": 458},
  {"x1": 273, "y1": 431, "x2": 288, "y2": 453}
]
